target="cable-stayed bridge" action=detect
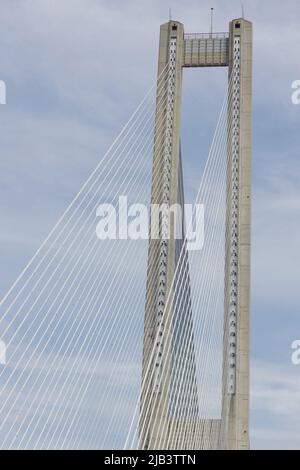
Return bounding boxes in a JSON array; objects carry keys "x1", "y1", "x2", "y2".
[{"x1": 0, "y1": 17, "x2": 252, "y2": 450}]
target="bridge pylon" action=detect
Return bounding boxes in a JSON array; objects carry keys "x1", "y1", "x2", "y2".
[{"x1": 139, "y1": 17, "x2": 252, "y2": 450}]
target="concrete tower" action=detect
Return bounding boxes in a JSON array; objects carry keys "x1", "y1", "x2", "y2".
[
  {"x1": 139, "y1": 18, "x2": 252, "y2": 450},
  {"x1": 223, "y1": 18, "x2": 253, "y2": 450}
]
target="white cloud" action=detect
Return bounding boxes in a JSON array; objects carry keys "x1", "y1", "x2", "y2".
[{"x1": 251, "y1": 358, "x2": 300, "y2": 449}]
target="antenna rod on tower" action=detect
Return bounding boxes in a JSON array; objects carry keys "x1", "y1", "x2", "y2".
[
  {"x1": 210, "y1": 8, "x2": 214, "y2": 37},
  {"x1": 169, "y1": 8, "x2": 172, "y2": 21},
  {"x1": 242, "y1": 4, "x2": 245, "y2": 18}
]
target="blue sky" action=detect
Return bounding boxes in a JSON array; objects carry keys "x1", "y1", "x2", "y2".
[{"x1": 0, "y1": 0, "x2": 300, "y2": 449}]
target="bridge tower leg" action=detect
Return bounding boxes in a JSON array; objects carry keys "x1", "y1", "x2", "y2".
[
  {"x1": 223, "y1": 18, "x2": 252, "y2": 450},
  {"x1": 138, "y1": 20, "x2": 185, "y2": 450}
]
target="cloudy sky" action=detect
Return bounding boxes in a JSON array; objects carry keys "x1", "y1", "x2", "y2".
[{"x1": 0, "y1": 0, "x2": 300, "y2": 449}]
